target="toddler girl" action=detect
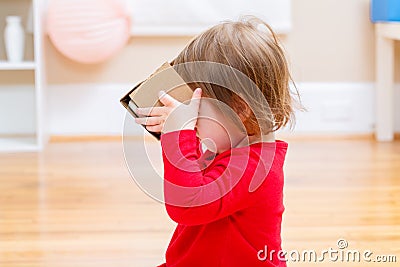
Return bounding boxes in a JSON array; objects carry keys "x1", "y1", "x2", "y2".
[{"x1": 134, "y1": 16, "x2": 299, "y2": 267}]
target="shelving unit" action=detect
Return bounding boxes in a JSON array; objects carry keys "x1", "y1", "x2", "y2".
[
  {"x1": 0, "y1": 60, "x2": 36, "y2": 70},
  {"x1": 0, "y1": 0, "x2": 47, "y2": 152}
]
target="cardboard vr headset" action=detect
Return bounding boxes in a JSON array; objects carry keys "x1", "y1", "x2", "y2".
[{"x1": 120, "y1": 62, "x2": 194, "y2": 140}]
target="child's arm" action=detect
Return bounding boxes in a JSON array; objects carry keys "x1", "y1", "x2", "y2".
[
  {"x1": 161, "y1": 129, "x2": 264, "y2": 226},
  {"x1": 134, "y1": 88, "x2": 265, "y2": 225}
]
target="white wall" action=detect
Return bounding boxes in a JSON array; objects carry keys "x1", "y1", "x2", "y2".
[{"x1": 2, "y1": 0, "x2": 400, "y2": 137}]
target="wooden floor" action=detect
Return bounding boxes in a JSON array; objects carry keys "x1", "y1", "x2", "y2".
[{"x1": 0, "y1": 137, "x2": 399, "y2": 266}]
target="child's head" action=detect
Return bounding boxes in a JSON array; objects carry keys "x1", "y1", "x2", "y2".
[{"x1": 171, "y1": 16, "x2": 299, "y2": 148}]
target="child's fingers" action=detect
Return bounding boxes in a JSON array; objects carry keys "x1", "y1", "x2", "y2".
[
  {"x1": 158, "y1": 91, "x2": 179, "y2": 107},
  {"x1": 192, "y1": 88, "x2": 202, "y2": 100},
  {"x1": 145, "y1": 124, "x2": 162, "y2": 133},
  {"x1": 136, "y1": 106, "x2": 165, "y2": 116},
  {"x1": 134, "y1": 116, "x2": 164, "y2": 126},
  {"x1": 190, "y1": 88, "x2": 202, "y2": 109}
]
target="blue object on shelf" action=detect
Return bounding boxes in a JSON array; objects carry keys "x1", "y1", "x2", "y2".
[{"x1": 371, "y1": 0, "x2": 400, "y2": 22}]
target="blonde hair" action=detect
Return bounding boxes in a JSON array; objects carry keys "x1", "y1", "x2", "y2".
[{"x1": 171, "y1": 16, "x2": 301, "y2": 136}]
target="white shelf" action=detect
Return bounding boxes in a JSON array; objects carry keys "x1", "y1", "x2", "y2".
[
  {"x1": 0, "y1": 0, "x2": 47, "y2": 152},
  {"x1": 0, "y1": 137, "x2": 38, "y2": 152},
  {"x1": 0, "y1": 61, "x2": 36, "y2": 70}
]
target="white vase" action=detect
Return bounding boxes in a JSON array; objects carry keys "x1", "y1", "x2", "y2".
[{"x1": 4, "y1": 16, "x2": 25, "y2": 62}]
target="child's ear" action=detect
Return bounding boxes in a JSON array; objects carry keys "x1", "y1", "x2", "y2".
[{"x1": 231, "y1": 93, "x2": 251, "y2": 122}]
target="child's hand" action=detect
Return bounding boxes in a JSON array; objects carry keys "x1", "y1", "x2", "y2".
[{"x1": 134, "y1": 88, "x2": 202, "y2": 134}]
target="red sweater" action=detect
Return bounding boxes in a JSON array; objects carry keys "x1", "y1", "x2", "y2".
[{"x1": 157, "y1": 129, "x2": 288, "y2": 267}]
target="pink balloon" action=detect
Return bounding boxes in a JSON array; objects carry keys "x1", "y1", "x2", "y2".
[{"x1": 47, "y1": 0, "x2": 131, "y2": 64}]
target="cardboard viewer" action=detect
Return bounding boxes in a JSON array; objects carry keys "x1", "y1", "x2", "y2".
[{"x1": 120, "y1": 62, "x2": 194, "y2": 140}]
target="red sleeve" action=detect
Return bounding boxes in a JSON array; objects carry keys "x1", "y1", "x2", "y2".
[{"x1": 160, "y1": 129, "x2": 261, "y2": 226}]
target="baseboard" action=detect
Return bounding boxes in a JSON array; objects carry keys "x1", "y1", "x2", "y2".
[
  {"x1": 50, "y1": 135, "x2": 122, "y2": 143},
  {"x1": 49, "y1": 133, "x2": 400, "y2": 143},
  {"x1": 49, "y1": 133, "x2": 374, "y2": 142},
  {"x1": 49, "y1": 134, "x2": 157, "y2": 143}
]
